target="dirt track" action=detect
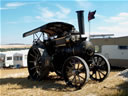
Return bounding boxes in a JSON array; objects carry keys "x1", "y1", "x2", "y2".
[{"x1": 0, "y1": 68, "x2": 128, "y2": 96}]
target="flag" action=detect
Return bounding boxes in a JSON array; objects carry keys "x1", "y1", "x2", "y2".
[{"x1": 88, "y1": 10, "x2": 96, "y2": 21}]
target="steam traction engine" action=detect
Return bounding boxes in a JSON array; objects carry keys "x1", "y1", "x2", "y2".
[{"x1": 23, "y1": 11, "x2": 110, "y2": 89}]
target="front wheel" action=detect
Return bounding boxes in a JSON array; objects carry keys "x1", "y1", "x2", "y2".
[
  {"x1": 90, "y1": 53, "x2": 110, "y2": 81},
  {"x1": 62, "y1": 56, "x2": 89, "y2": 89}
]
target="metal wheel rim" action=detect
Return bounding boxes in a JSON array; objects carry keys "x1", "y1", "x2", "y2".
[
  {"x1": 90, "y1": 54, "x2": 110, "y2": 81},
  {"x1": 63, "y1": 56, "x2": 89, "y2": 88},
  {"x1": 28, "y1": 46, "x2": 42, "y2": 80}
]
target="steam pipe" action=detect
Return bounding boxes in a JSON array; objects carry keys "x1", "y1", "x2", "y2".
[{"x1": 76, "y1": 10, "x2": 85, "y2": 35}]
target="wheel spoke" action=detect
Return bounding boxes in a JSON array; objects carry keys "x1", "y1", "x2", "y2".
[
  {"x1": 74, "y1": 75, "x2": 77, "y2": 85},
  {"x1": 71, "y1": 75, "x2": 75, "y2": 83},
  {"x1": 28, "y1": 47, "x2": 50, "y2": 81},
  {"x1": 29, "y1": 60, "x2": 34, "y2": 63},
  {"x1": 70, "y1": 59, "x2": 75, "y2": 64},
  {"x1": 90, "y1": 54, "x2": 110, "y2": 81},
  {"x1": 95, "y1": 71, "x2": 97, "y2": 79},
  {"x1": 33, "y1": 71, "x2": 37, "y2": 76},
  {"x1": 79, "y1": 66, "x2": 85, "y2": 73},
  {"x1": 91, "y1": 71, "x2": 95, "y2": 78},
  {"x1": 63, "y1": 56, "x2": 89, "y2": 88},
  {"x1": 69, "y1": 61, "x2": 75, "y2": 69},
  {"x1": 30, "y1": 66, "x2": 36, "y2": 70},
  {"x1": 30, "y1": 53, "x2": 36, "y2": 59},
  {"x1": 33, "y1": 48, "x2": 41, "y2": 59},
  {"x1": 99, "y1": 63, "x2": 107, "y2": 70},
  {"x1": 97, "y1": 57, "x2": 102, "y2": 65},
  {"x1": 36, "y1": 74, "x2": 39, "y2": 79},
  {"x1": 35, "y1": 54, "x2": 40, "y2": 60},
  {"x1": 98, "y1": 69, "x2": 106, "y2": 76},
  {"x1": 37, "y1": 56, "x2": 41, "y2": 61},
  {"x1": 98, "y1": 71, "x2": 102, "y2": 79},
  {"x1": 77, "y1": 63, "x2": 80, "y2": 70},
  {"x1": 100, "y1": 61, "x2": 106, "y2": 67},
  {"x1": 67, "y1": 71, "x2": 73, "y2": 77},
  {"x1": 30, "y1": 66, "x2": 39, "y2": 70},
  {"x1": 33, "y1": 48, "x2": 37, "y2": 55},
  {"x1": 96, "y1": 57, "x2": 100, "y2": 65},
  {"x1": 71, "y1": 76, "x2": 75, "y2": 82},
  {"x1": 66, "y1": 66, "x2": 71, "y2": 71},
  {"x1": 94, "y1": 57, "x2": 98, "y2": 64},
  {"x1": 78, "y1": 74, "x2": 85, "y2": 80},
  {"x1": 92, "y1": 71, "x2": 95, "y2": 76},
  {"x1": 34, "y1": 48, "x2": 40, "y2": 55},
  {"x1": 77, "y1": 75, "x2": 81, "y2": 84},
  {"x1": 37, "y1": 70, "x2": 41, "y2": 76}
]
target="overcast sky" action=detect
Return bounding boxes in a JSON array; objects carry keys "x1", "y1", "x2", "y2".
[{"x1": 1, "y1": 0, "x2": 128, "y2": 44}]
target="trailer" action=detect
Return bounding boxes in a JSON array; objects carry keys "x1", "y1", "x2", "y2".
[
  {"x1": 0, "y1": 53, "x2": 5, "y2": 68},
  {"x1": 1, "y1": 49, "x2": 29, "y2": 68}
]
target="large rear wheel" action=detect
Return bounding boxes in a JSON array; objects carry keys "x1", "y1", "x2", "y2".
[{"x1": 27, "y1": 45, "x2": 50, "y2": 81}]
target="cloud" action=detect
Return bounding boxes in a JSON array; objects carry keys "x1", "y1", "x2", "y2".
[
  {"x1": 119, "y1": 21, "x2": 128, "y2": 25},
  {"x1": 0, "y1": 2, "x2": 31, "y2": 10},
  {"x1": 6, "y1": 16, "x2": 38, "y2": 25},
  {"x1": 105, "y1": 12, "x2": 128, "y2": 23},
  {"x1": 75, "y1": 0, "x2": 92, "y2": 9},
  {"x1": 23, "y1": 16, "x2": 38, "y2": 23},
  {"x1": 119, "y1": 12, "x2": 128, "y2": 17},
  {"x1": 95, "y1": 14, "x2": 106, "y2": 19},
  {"x1": 95, "y1": 12, "x2": 128, "y2": 37},
  {"x1": 0, "y1": 7, "x2": 8, "y2": 10},
  {"x1": 5, "y1": 2, "x2": 26, "y2": 7},
  {"x1": 56, "y1": 4, "x2": 71, "y2": 19},
  {"x1": 36, "y1": 5, "x2": 71, "y2": 23},
  {"x1": 98, "y1": 26, "x2": 126, "y2": 33},
  {"x1": 35, "y1": 7, "x2": 56, "y2": 22},
  {"x1": 7, "y1": 21, "x2": 18, "y2": 24},
  {"x1": 56, "y1": 4, "x2": 70, "y2": 15},
  {"x1": 40, "y1": 7, "x2": 55, "y2": 18},
  {"x1": 96, "y1": 26, "x2": 128, "y2": 37}
]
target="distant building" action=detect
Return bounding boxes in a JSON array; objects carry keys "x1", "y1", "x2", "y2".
[{"x1": 91, "y1": 36, "x2": 128, "y2": 68}]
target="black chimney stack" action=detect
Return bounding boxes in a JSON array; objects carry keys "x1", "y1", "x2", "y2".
[{"x1": 76, "y1": 10, "x2": 85, "y2": 35}]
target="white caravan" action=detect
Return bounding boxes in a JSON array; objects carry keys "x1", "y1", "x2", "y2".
[
  {"x1": 91, "y1": 36, "x2": 128, "y2": 68},
  {"x1": 1, "y1": 49, "x2": 29, "y2": 68},
  {"x1": 101, "y1": 45, "x2": 128, "y2": 68}
]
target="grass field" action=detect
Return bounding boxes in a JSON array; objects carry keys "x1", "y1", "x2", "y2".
[{"x1": 0, "y1": 68, "x2": 128, "y2": 96}]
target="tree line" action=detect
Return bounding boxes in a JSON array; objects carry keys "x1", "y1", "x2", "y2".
[{"x1": 0, "y1": 48, "x2": 30, "y2": 52}]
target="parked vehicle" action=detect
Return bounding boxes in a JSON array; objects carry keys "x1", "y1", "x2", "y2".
[{"x1": 23, "y1": 10, "x2": 110, "y2": 89}]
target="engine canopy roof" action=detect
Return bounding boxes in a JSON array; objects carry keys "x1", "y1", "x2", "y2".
[{"x1": 23, "y1": 22, "x2": 75, "y2": 37}]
